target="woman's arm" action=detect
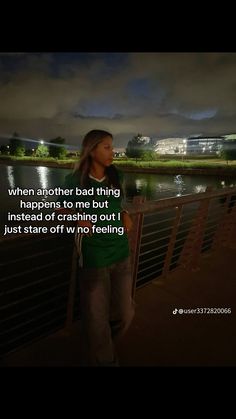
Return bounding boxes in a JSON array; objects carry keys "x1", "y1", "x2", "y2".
[{"x1": 121, "y1": 210, "x2": 133, "y2": 233}]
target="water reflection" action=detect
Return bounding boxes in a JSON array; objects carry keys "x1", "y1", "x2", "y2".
[
  {"x1": 220, "y1": 179, "x2": 236, "y2": 189},
  {"x1": 36, "y1": 166, "x2": 49, "y2": 190},
  {"x1": 174, "y1": 175, "x2": 186, "y2": 197},
  {"x1": 174, "y1": 175, "x2": 182, "y2": 183},
  {"x1": 194, "y1": 185, "x2": 206, "y2": 193},
  {"x1": 7, "y1": 166, "x2": 15, "y2": 189},
  {"x1": 2, "y1": 164, "x2": 236, "y2": 208},
  {"x1": 125, "y1": 173, "x2": 236, "y2": 201},
  {"x1": 135, "y1": 178, "x2": 147, "y2": 192}
]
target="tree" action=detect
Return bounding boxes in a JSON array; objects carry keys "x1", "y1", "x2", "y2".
[
  {"x1": 142, "y1": 150, "x2": 157, "y2": 160},
  {"x1": 49, "y1": 137, "x2": 67, "y2": 159},
  {"x1": 15, "y1": 146, "x2": 26, "y2": 157},
  {"x1": 0, "y1": 145, "x2": 9, "y2": 154},
  {"x1": 126, "y1": 134, "x2": 146, "y2": 158},
  {"x1": 25, "y1": 148, "x2": 35, "y2": 156},
  {"x1": 35, "y1": 144, "x2": 49, "y2": 158},
  {"x1": 219, "y1": 140, "x2": 236, "y2": 164},
  {"x1": 9, "y1": 132, "x2": 25, "y2": 156}
]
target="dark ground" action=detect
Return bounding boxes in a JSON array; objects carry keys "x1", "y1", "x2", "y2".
[{"x1": 2, "y1": 247, "x2": 236, "y2": 367}]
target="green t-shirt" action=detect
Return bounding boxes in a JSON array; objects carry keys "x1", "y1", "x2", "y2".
[{"x1": 61, "y1": 168, "x2": 130, "y2": 268}]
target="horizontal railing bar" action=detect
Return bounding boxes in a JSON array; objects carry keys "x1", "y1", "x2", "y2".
[
  {"x1": 142, "y1": 216, "x2": 176, "y2": 228},
  {"x1": 0, "y1": 259, "x2": 69, "y2": 283},
  {"x1": 178, "y1": 218, "x2": 195, "y2": 227},
  {"x1": 127, "y1": 187, "x2": 236, "y2": 215},
  {"x1": 138, "y1": 260, "x2": 165, "y2": 274},
  {"x1": 180, "y1": 207, "x2": 199, "y2": 215},
  {"x1": 138, "y1": 251, "x2": 167, "y2": 265},
  {"x1": 0, "y1": 282, "x2": 69, "y2": 311},
  {"x1": 175, "y1": 226, "x2": 193, "y2": 235},
  {"x1": 201, "y1": 242, "x2": 213, "y2": 250},
  {"x1": 205, "y1": 216, "x2": 222, "y2": 226},
  {"x1": 142, "y1": 225, "x2": 173, "y2": 238},
  {"x1": 202, "y1": 236, "x2": 214, "y2": 245},
  {"x1": 0, "y1": 245, "x2": 68, "y2": 267},
  {"x1": 0, "y1": 270, "x2": 68, "y2": 297},
  {"x1": 173, "y1": 235, "x2": 187, "y2": 243},
  {"x1": 207, "y1": 209, "x2": 225, "y2": 218},
  {"x1": 0, "y1": 294, "x2": 68, "y2": 325},
  {"x1": 204, "y1": 227, "x2": 217, "y2": 235},
  {"x1": 201, "y1": 245, "x2": 213, "y2": 252},
  {"x1": 172, "y1": 242, "x2": 185, "y2": 251},
  {"x1": 139, "y1": 244, "x2": 168, "y2": 257},
  {"x1": 140, "y1": 238, "x2": 161, "y2": 248},
  {"x1": 171, "y1": 250, "x2": 182, "y2": 258},
  {"x1": 137, "y1": 268, "x2": 163, "y2": 282},
  {"x1": 0, "y1": 305, "x2": 68, "y2": 336}
]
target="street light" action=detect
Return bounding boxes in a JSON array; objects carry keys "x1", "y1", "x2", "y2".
[{"x1": 40, "y1": 140, "x2": 44, "y2": 145}]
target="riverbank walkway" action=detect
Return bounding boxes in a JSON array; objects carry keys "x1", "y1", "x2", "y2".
[{"x1": 2, "y1": 245, "x2": 235, "y2": 367}]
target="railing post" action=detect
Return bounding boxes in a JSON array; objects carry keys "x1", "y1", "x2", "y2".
[
  {"x1": 227, "y1": 200, "x2": 236, "y2": 249},
  {"x1": 128, "y1": 196, "x2": 146, "y2": 299},
  {"x1": 212, "y1": 193, "x2": 236, "y2": 250},
  {"x1": 162, "y1": 205, "x2": 183, "y2": 277},
  {"x1": 179, "y1": 188, "x2": 212, "y2": 271}
]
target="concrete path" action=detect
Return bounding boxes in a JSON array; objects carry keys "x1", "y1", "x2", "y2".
[{"x1": 2, "y1": 247, "x2": 236, "y2": 367}]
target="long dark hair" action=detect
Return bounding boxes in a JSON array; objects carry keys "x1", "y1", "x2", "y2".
[{"x1": 73, "y1": 129, "x2": 123, "y2": 194}]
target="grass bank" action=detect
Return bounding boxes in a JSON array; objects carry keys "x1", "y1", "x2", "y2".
[{"x1": 1, "y1": 155, "x2": 236, "y2": 175}]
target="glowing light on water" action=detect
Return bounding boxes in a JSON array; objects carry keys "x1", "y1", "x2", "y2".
[
  {"x1": 174, "y1": 175, "x2": 183, "y2": 184},
  {"x1": 174, "y1": 175, "x2": 186, "y2": 196},
  {"x1": 135, "y1": 178, "x2": 147, "y2": 191},
  {"x1": 7, "y1": 166, "x2": 15, "y2": 189},
  {"x1": 194, "y1": 185, "x2": 206, "y2": 193},
  {"x1": 36, "y1": 166, "x2": 49, "y2": 190}
]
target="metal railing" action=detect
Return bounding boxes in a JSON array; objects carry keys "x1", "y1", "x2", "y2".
[
  {"x1": 127, "y1": 187, "x2": 236, "y2": 293},
  {"x1": 1, "y1": 186, "x2": 236, "y2": 357}
]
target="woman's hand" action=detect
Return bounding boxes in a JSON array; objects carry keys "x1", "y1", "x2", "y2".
[{"x1": 121, "y1": 211, "x2": 133, "y2": 234}]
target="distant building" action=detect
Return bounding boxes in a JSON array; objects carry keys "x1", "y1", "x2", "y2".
[
  {"x1": 223, "y1": 134, "x2": 236, "y2": 141},
  {"x1": 113, "y1": 147, "x2": 126, "y2": 157},
  {"x1": 67, "y1": 151, "x2": 79, "y2": 158},
  {"x1": 127, "y1": 133, "x2": 236, "y2": 156},
  {"x1": 186, "y1": 135, "x2": 223, "y2": 154},
  {"x1": 154, "y1": 135, "x2": 226, "y2": 155},
  {"x1": 154, "y1": 137, "x2": 188, "y2": 155}
]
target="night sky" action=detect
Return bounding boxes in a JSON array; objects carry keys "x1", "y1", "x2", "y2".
[{"x1": 1, "y1": 52, "x2": 236, "y2": 150}]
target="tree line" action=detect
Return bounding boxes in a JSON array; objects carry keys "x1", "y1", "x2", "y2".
[
  {"x1": 1, "y1": 132, "x2": 236, "y2": 162},
  {"x1": 0, "y1": 132, "x2": 68, "y2": 159}
]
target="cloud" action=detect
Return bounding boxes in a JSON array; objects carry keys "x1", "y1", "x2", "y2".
[{"x1": 0, "y1": 52, "x2": 236, "y2": 147}]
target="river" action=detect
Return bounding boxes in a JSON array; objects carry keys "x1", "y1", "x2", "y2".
[{"x1": 1, "y1": 163, "x2": 236, "y2": 235}]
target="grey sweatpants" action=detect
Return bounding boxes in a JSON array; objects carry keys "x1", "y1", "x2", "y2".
[{"x1": 78, "y1": 257, "x2": 135, "y2": 366}]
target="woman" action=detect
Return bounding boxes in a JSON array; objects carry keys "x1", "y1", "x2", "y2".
[{"x1": 62, "y1": 129, "x2": 134, "y2": 366}]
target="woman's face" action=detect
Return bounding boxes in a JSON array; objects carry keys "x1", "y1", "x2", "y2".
[{"x1": 91, "y1": 136, "x2": 114, "y2": 167}]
